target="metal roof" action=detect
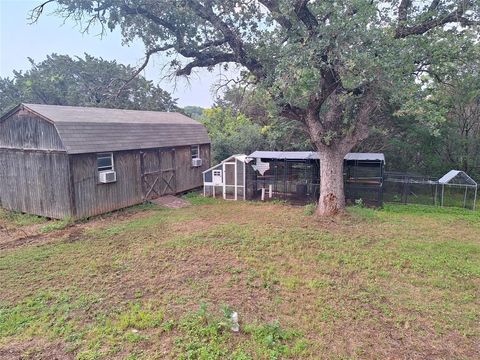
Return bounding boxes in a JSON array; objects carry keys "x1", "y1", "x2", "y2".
[
  {"x1": 248, "y1": 151, "x2": 385, "y2": 162},
  {"x1": 248, "y1": 151, "x2": 317, "y2": 160},
  {"x1": 344, "y1": 153, "x2": 385, "y2": 162},
  {"x1": 438, "y1": 170, "x2": 477, "y2": 186},
  {"x1": 202, "y1": 154, "x2": 248, "y2": 173},
  {"x1": 12, "y1": 104, "x2": 210, "y2": 154}
]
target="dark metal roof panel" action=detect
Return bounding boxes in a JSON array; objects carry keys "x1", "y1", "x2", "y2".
[
  {"x1": 248, "y1": 151, "x2": 318, "y2": 160},
  {"x1": 344, "y1": 153, "x2": 385, "y2": 162},
  {"x1": 248, "y1": 151, "x2": 385, "y2": 162}
]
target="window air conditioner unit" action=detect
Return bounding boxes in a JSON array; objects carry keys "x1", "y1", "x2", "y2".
[
  {"x1": 192, "y1": 158, "x2": 203, "y2": 167},
  {"x1": 99, "y1": 170, "x2": 117, "y2": 183}
]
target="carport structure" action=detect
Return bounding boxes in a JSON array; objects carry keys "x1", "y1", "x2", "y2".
[{"x1": 438, "y1": 170, "x2": 478, "y2": 210}]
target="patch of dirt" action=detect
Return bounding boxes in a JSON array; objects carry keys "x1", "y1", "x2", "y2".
[
  {"x1": 0, "y1": 234, "x2": 44, "y2": 251},
  {"x1": 0, "y1": 223, "x2": 44, "y2": 248},
  {"x1": 79, "y1": 242, "x2": 274, "y2": 325},
  {"x1": 150, "y1": 195, "x2": 191, "y2": 208},
  {"x1": 0, "y1": 339, "x2": 74, "y2": 360},
  {"x1": 0, "y1": 207, "x2": 155, "y2": 251},
  {"x1": 78, "y1": 208, "x2": 157, "y2": 232},
  {"x1": 325, "y1": 316, "x2": 479, "y2": 360},
  {"x1": 63, "y1": 228, "x2": 84, "y2": 243},
  {"x1": 0, "y1": 226, "x2": 76, "y2": 251},
  {"x1": 167, "y1": 218, "x2": 220, "y2": 235}
]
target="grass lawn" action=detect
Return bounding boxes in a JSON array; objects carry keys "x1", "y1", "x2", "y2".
[{"x1": 0, "y1": 198, "x2": 479, "y2": 359}]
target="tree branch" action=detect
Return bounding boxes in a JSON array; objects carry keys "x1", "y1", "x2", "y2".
[
  {"x1": 339, "y1": 87, "x2": 379, "y2": 153},
  {"x1": 395, "y1": 1, "x2": 478, "y2": 38},
  {"x1": 258, "y1": 0, "x2": 293, "y2": 30},
  {"x1": 176, "y1": 53, "x2": 237, "y2": 76},
  {"x1": 280, "y1": 103, "x2": 306, "y2": 122},
  {"x1": 398, "y1": 0, "x2": 411, "y2": 24},
  {"x1": 185, "y1": 0, "x2": 265, "y2": 79},
  {"x1": 428, "y1": 0, "x2": 441, "y2": 12},
  {"x1": 294, "y1": 0, "x2": 319, "y2": 30},
  {"x1": 121, "y1": 3, "x2": 258, "y2": 80},
  {"x1": 115, "y1": 45, "x2": 174, "y2": 98},
  {"x1": 28, "y1": 0, "x2": 55, "y2": 24}
]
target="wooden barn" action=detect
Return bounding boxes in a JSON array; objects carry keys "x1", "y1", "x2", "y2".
[{"x1": 0, "y1": 104, "x2": 211, "y2": 219}]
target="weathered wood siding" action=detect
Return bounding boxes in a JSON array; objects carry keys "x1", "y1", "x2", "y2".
[
  {"x1": 0, "y1": 110, "x2": 71, "y2": 218},
  {"x1": 141, "y1": 148, "x2": 176, "y2": 199},
  {"x1": 71, "y1": 144, "x2": 209, "y2": 217},
  {"x1": 0, "y1": 109, "x2": 65, "y2": 150},
  {"x1": 175, "y1": 144, "x2": 210, "y2": 193},
  {"x1": 71, "y1": 151, "x2": 143, "y2": 218},
  {"x1": 0, "y1": 149, "x2": 72, "y2": 218},
  {"x1": 0, "y1": 108, "x2": 211, "y2": 219}
]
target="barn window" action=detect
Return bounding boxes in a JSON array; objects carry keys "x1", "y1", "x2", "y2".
[
  {"x1": 97, "y1": 153, "x2": 114, "y2": 172},
  {"x1": 191, "y1": 145, "x2": 200, "y2": 159}
]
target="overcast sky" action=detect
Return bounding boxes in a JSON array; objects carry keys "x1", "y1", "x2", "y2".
[{"x1": 0, "y1": 0, "x2": 230, "y2": 107}]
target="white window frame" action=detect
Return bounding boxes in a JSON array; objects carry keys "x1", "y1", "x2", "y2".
[
  {"x1": 97, "y1": 152, "x2": 114, "y2": 173},
  {"x1": 191, "y1": 145, "x2": 200, "y2": 159}
]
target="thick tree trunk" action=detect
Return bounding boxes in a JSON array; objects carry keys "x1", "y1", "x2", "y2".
[
  {"x1": 316, "y1": 149, "x2": 346, "y2": 216},
  {"x1": 301, "y1": 88, "x2": 375, "y2": 217}
]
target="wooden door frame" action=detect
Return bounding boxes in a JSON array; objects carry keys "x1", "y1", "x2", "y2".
[
  {"x1": 159, "y1": 148, "x2": 176, "y2": 196},
  {"x1": 140, "y1": 148, "x2": 176, "y2": 200}
]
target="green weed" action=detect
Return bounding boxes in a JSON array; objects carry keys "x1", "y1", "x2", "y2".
[
  {"x1": 0, "y1": 209, "x2": 47, "y2": 227},
  {"x1": 183, "y1": 191, "x2": 223, "y2": 205},
  {"x1": 303, "y1": 203, "x2": 316, "y2": 216},
  {"x1": 40, "y1": 217, "x2": 74, "y2": 233}
]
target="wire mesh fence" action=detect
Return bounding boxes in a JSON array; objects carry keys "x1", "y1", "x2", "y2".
[
  {"x1": 247, "y1": 159, "x2": 320, "y2": 203},
  {"x1": 383, "y1": 172, "x2": 477, "y2": 210}
]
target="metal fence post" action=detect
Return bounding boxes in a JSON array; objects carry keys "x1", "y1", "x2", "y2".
[{"x1": 474, "y1": 186, "x2": 477, "y2": 211}]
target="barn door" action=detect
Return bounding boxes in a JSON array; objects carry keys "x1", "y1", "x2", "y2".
[
  {"x1": 140, "y1": 148, "x2": 176, "y2": 200},
  {"x1": 159, "y1": 149, "x2": 176, "y2": 196}
]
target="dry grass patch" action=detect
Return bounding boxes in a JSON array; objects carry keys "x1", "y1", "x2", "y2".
[{"x1": 0, "y1": 198, "x2": 479, "y2": 359}]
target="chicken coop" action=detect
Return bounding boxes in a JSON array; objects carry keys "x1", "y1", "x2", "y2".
[
  {"x1": 203, "y1": 151, "x2": 385, "y2": 206},
  {"x1": 202, "y1": 155, "x2": 248, "y2": 200}
]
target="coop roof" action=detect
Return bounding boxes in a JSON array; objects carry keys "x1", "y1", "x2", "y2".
[
  {"x1": 344, "y1": 153, "x2": 385, "y2": 162},
  {"x1": 248, "y1": 151, "x2": 316, "y2": 160},
  {"x1": 438, "y1": 170, "x2": 477, "y2": 186},
  {"x1": 6, "y1": 103, "x2": 210, "y2": 154},
  {"x1": 202, "y1": 154, "x2": 248, "y2": 173},
  {"x1": 248, "y1": 151, "x2": 385, "y2": 162}
]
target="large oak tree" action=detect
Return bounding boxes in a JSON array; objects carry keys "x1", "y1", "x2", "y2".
[{"x1": 34, "y1": 0, "x2": 480, "y2": 215}]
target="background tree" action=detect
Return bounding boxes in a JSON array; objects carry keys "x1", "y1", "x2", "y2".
[
  {"x1": 372, "y1": 42, "x2": 480, "y2": 179},
  {"x1": 0, "y1": 53, "x2": 178, "y2": 114},
  {"x1": 434, "y1": 67, "x2": 480, "y2": 176},
  {"x1": 215, "y1": 86, "x2": 311, "y2": 151},
  {"x1": 201, "y1": 107, "x2": 268, "y2": 163},
  {"x1": 34, "y1": 0, "x2": 480, "y2": 215},
  {"x1": 183, "y1": 105, "x2": 205, "y2": 120}
]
